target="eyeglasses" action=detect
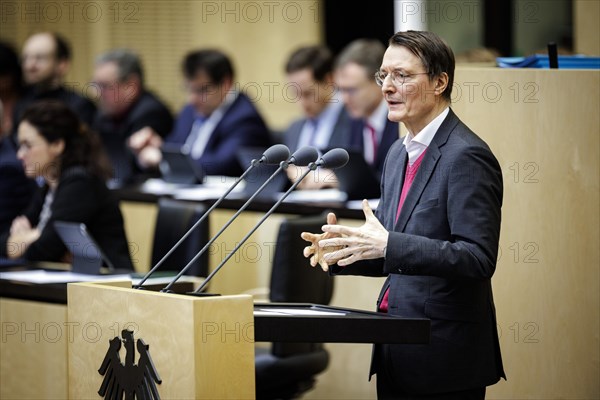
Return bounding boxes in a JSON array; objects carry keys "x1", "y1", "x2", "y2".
[
  {"x1": 374, "y1": 70, "x2": 429, "y2": 87},
  {"x1": 184, "y1": 83, "x2": 217, "y2": 96}
]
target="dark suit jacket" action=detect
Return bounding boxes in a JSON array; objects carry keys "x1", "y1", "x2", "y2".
[
  {"x1": 0, "y1": 137, "x2": 37, "y2": 233},
  {"x1": 12, "y1": 85, "x2": 97, "y2": 135},
  {"x1": 348, "y1": 117, "x2": 399, "y2": 178},
  {"x1": 166, "y1": 93, "x2": 271, "y2": 177},
  {"x1": 93, "y1": 90, "x2": 173, "y2": 183},
  {"x1": 331, "y1": 109, "x2": 505, "y2": 394},
  {"x1": 0, "y1": 166, "x2": 133, "y2": 270},
  {"x1": 283, "y1": 106, "x2": 352, "y2": 153}
]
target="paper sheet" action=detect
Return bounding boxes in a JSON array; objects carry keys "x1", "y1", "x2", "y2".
[
  {"x1": 0, "y1": 270, "x2": 201, "y2": 287},
  {"x1": 257, "y1": 308, "x2": 346, "y2": 316}
]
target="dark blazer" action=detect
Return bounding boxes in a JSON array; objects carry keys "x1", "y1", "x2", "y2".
[
  {"x1": 93, "y1": 90, "x2": 173, "y2": 183},
  {"x1": 13, "y1": 85, "x2": 96, "y2": 129},
  {"x1": 0, "y1": 137, "x2": 37, "y2": 233},
  {"x1": 166, "y1": 93, "x2": 272, "y2": 177},
  {"x1": 331, "y1": 109, "x2": 505, "y2": 394},
  {"x1": 348, "y1": 117, "x2": 399, "y2": 178},
  {"x1": 0, "y1": 167, "x2": 133, "y2": 270},
  {"x1": 283, "y1": 106, "x2": 352, "y2": 153}
]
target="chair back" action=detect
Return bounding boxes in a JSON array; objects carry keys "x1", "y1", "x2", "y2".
[
  {"x1": 151, "y1": 198, "x2": 208, "y2": 277},
  {"x1": 269, "y1": 213, "x2": 335, "y2": 357},
  {"x1": 269, "y1": 213, "x2": 334, "y2": 304}
]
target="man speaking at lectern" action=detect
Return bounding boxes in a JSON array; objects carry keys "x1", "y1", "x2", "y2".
[{"x1": 302, "y1": 31, "x2": 505, "y2": 399}]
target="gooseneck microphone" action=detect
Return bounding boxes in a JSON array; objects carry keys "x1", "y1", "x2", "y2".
[
  {"x1": 191, "y1": 148, "x2": 349, "y2": 294},
  {"x1": 159, "y1": 146, "x2": 320, "y2": 293},
  {"x1": 134, "y1": 144, "x2": 290, "y2": 289}
]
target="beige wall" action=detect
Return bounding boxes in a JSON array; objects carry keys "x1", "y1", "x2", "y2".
[
  {"x1": 0, "y1": 0, "x2": 323, "y2": 130},
  {"x1": 452, "y1": 67, "x2": 599, "y2": 399},
  {"x1": 307, "y1": 68, "x2": 599, "y2": 399},
  {"x1": 574, "y1": 0, "x2": 600, "y2": 55}
]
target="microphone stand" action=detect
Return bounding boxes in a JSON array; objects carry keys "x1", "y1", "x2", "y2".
[
  {"x1": 160, "y1": 161, "x2": 295, "y2": 293},
  {"x1": 190, "y1": 161, "x2": 321, "y2": 295},
  {"x1": 135, "y1": 145, "x2": 289, "y2": 289}
]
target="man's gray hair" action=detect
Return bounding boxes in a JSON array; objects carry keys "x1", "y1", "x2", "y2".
[
  {"x1": 335, "y1": 39, "x2": 385, "y2": 78},
  {"x1": 96, "y1": 48, "x2": 144, "y2": 84}
]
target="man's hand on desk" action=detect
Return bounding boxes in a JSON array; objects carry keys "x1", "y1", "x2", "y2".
[
  {"x1": 10, "y1": 216, "x2": 32, "y2": 235},
  {"x1": 7, "y1": 228, "x2": 40, "y2": 259},
  {"x1": 127, "y1": 127, "x2": 163, "y2": 169},
  {"x1": 137, "y1": 147, "x2": 162, "y2": 169}
]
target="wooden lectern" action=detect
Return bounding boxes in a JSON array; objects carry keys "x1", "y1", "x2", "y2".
[{"x1": 67, "y1": 281, "x2": 255, "y2": 399}]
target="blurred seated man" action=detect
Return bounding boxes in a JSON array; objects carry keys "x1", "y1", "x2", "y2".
[
  {"x1": 12, "y1": 32, "x2": 96, "y2": 132},
  {"x1": 92, "y1": 49, "x2": 173, "y2": 184},
  {"x1": 134, "y1": 49, "x2": 271, "y2": 177},
  {"x1": 335, "y1": 39, "x2": 399, "y2": 179},
  {"x1": 283, "y1": 45, "x2": 352, "y2": 190}
]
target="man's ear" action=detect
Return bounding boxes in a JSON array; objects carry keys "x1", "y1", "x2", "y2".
[
  {"x1": 56, "y1": 59, "x2": 70, "y2": 79},
  {"x1": 220, "y1": 76, "x2": 233, "y2": 93},
  {"x1": 123, "y1": 75, "x2": 142, "y2": 100},
  {"x1": 434, "y1": 72, "x2": 449, "y2": 96},
  {"x1": 323, "y1": 72, "x2": 334, "y2": 85}
]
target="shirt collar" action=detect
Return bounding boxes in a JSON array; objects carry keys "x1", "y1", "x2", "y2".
[
  {"x1": 403, "y1": 107, "x2": 450, "y2": 148},
  {"x1": 402, "y1": 107, "x2": 449, "y2": 163},
  {"x1": 195, "y1": 88, "x2": 239, "y2": 120}
]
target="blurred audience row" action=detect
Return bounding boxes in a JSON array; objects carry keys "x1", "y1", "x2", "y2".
[{"x1": 0, "y1": 31, "x2": 399, "y2": 265}]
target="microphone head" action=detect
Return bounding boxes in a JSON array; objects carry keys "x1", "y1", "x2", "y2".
[
  {"x1": 289, "y1": 146, "x2": 319, "y2": 166},
  {"x1": 317, "y1": 148, "x2": 349, "y2": 169},
  {"x1": 261, "y1": 144, "x2": 290, "y2": 165}
]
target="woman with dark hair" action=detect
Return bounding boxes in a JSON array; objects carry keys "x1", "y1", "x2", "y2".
[{"x1": 0, "y1": 100, "x2": 133, "y2": 270}]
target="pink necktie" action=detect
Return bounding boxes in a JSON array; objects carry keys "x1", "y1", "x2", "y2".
[
  {"x1": 381, "y1": 150, "x2": 427, "y2": 313},
  {"x1": 395, "y1": 150, "x2": 427, "y2": 224}
]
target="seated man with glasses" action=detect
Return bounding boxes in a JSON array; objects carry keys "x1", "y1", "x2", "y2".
[
  {"x1": 282, "y1": 45, "x2": 352, "y2": 190},
  {"x1": 135, "y1": 49, "x2": 272, "y2": 177},
  {"x1": 92, "y1": 49, "x2": 174, "y2": 185},
  {"x1": 335, "y1": 39, "x2": 400, "y2": 179},
  {"x1": 12, "y1": 32, "x2": 96, "y2": 134}
]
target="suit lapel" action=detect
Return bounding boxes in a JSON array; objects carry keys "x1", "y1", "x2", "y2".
[
  {"x1": 393, "y1": 109, "x2": 459, "y2": 232},
  {"x1": 394, "y1": 145, "x2": 441, "y2": 232},
  {"x1": 386, "y1": 146, "x2": 407, "y2": 230}
]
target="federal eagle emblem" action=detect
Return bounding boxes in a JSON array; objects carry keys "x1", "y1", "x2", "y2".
[{"x1": 98, "y1": 329, "x2": 162, "y2": 400}]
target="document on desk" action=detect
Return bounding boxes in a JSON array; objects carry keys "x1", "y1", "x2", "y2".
[
  {"x1": 174, "y1": 186, "x2": 230, "y2": 200},
  {"x1": 139, "y1": 178, "x2": 187, "y2": 195},
  {"x1": 140, "y1": 176, "x2": 245, "y2": 199},
  {"x1": 174, "y1": 176, "x2": 245, "y2": 200},
  {"x1": 0, "y1": 270, "x2": 131, "y2": 284},
  {"x1": 257, "y1": 308, "x2": 347, "y2": 316},
  {"x1": 281, "y1": 189, "x2": 348, "y2": 203},
  {"x1": 346, "y1": 198, "x2": 380, "y2": 210},
  {"x1": 0, "y1": 270, "x2": 203, "y2": 287}
]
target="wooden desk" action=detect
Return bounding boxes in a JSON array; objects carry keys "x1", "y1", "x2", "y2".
[{"x1": 0, "y1": 276, "x2": 429, "y2": 399}]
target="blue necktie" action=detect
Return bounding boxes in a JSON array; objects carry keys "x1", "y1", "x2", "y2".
[{"x1": 185, "y1": 115, "x2": 208, "y2": 149}]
